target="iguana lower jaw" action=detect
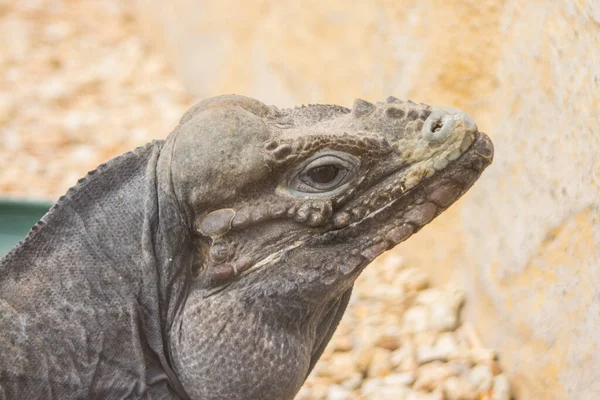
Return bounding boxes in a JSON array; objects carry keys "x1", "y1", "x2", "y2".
[
  {"x1": 232, "y1": 129, "x2": 492, "y2": 289},
  {"x1": 200, "y1": 130, "x2": 493, "y2": 298},
  {"x1": 319, "y1": 130, "x2": 494, "y2": 268}
]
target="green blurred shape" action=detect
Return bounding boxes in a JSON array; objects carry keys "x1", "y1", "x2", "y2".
[{"x1": 0, "y1": 199, "x2": 53, "y2": 257}]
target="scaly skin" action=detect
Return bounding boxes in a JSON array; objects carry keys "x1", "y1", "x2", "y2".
[{"x1": 0, "y1": 95, "x2": 493, "y2": 399}]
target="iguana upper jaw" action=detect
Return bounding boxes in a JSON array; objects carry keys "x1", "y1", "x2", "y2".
[
  {"x1": 242, "y1": 130, "x2": 492, "y2": 282},
  {"x1": 177, "y1": 97, "x2": 491, "y2": 291},
  {"x1": 320, "y1": 130, "x2": 493, "y2": 268},
  {"x1": 201, "y1": 129, "x2": 492, "y2": 296}
]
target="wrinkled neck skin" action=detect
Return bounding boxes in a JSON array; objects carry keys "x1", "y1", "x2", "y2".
[
  {"x1": 0, "y1": 142, "x2": 189, "y2": 398},
  {"x1": 169, "y1": 241, "x2": 355, "y2": 400}
]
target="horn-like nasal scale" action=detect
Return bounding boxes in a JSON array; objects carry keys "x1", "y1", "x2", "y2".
[
  {"x1": 422, "y1": 106, "x2": 477, "y2": 144},
  {"x1": 352, "y1": 98, "x2": 375, "y2": 118}
]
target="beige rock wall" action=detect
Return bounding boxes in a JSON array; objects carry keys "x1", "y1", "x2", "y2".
[{"x1": 137, "y1": 1, "x2": 600, "y2": 398}]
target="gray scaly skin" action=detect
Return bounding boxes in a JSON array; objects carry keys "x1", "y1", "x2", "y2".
[{"x1": 0, "y1": 95, "x2": 493, "y2": 399}]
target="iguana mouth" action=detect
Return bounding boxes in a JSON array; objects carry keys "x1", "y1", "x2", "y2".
[
  {"x1": 207, "y1": 131, "x2": 492, "y2": 294},
  {"x1": 311, "y1": 131, "x2": 494, "y2": 263},
  {"x1": 221, "y1": 131, "x2": 493, "y2": 289}
]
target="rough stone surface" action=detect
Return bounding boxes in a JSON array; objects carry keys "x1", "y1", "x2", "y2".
[
  {"x1": 297, "y1": 255, "x2": 509, "y2": 399},
  {"x1": 134, "y1": 1, "x2": 597, "y2": 398}
]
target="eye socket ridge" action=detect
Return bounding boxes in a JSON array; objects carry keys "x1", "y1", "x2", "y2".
[{"x1": 288, "y1": 151, "x2": 359, "y2": 197}]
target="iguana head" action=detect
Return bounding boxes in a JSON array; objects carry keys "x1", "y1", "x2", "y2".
[{"x1": 165, "y1": 95, "x2": 493, "y2": 399}]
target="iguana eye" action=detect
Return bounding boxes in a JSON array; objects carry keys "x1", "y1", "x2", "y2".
[
  {"x1": 303, "y1": 165, "x2": 341, "y2": 185},
  {"x1": 288, "y1": 152, "x2": 359, "y2": 197}
]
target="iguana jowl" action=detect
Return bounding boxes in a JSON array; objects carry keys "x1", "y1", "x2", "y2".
[{"x1": 0, "y1": 95, "x2": 493, "y2": 399}]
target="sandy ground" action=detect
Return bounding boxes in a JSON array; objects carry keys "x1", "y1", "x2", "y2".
[{"x1": 0, "y1": 1, "x2": 511, "y2": 398}]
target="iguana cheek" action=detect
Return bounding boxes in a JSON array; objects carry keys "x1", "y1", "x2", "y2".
[
  {"x1": 196, "y1": 208, "x2": 235, "y2": 237},
  {"x1": 209, "y1": 242, "x2": 229, "y2": 263},
  {"x1": 206, "y1": 263, "x2": 236, "y2": 283},
  {"x1": 289, "y1": 200, "x2": 332, "y2": 227},
  {"x1": 231, "y1": 202, "x2": 292, "y2": 229},
  {"x1": 194, "y1": 199, "x2": 335, "y2": 287},
  {"x1": 203, "y1": 255, "x2": 255, "y2": 286},
  {"x1": 228, "y1": 200, "x2": 334, "y2": 230},
  {"x1": 332, "y1": 212, "x2": 351, "y2": 228}
]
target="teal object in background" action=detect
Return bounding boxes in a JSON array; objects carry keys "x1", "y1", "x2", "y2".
[{"x1": 0, "y1": 199, "x2": 53, "y2": 257}]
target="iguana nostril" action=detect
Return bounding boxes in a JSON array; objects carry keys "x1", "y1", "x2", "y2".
[
  {"x1": 431, "y1": 117, "x2": 444, "y2": 132},
  {"x1": 422, "y1": 107, "x2": 476, "y2": 144},
  {"x1": 422, "y1": 109, "x2": 454, "y2": 143}
]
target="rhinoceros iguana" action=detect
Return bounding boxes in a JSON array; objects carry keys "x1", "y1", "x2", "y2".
[{"x1": 0, "y1": 95, "x2": 493, "y2": 399}]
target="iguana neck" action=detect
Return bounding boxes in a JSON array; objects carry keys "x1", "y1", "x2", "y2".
[
  {"x1": 1, "y1": 142, "x2": 165, "y2": 289},
  {"x1": 0, "y1": 141, "x2": 189, "y2": 398}
]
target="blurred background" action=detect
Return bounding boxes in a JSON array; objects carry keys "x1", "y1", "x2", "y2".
[{"x1": 1, "y1": 0, "x2": 599, "y2": 399}]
